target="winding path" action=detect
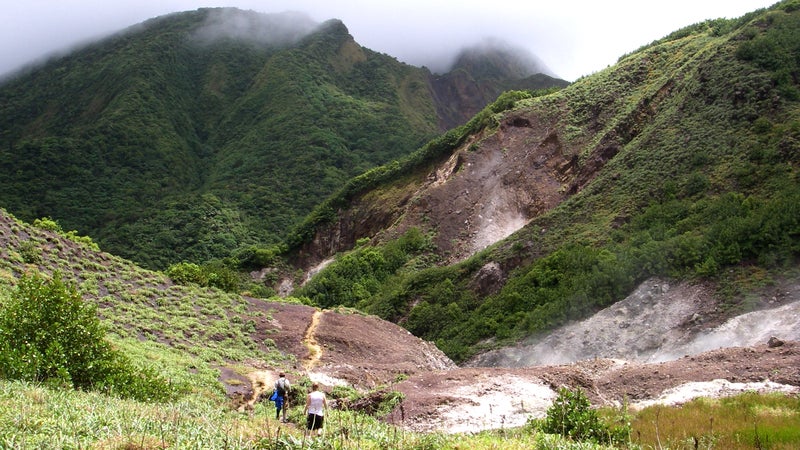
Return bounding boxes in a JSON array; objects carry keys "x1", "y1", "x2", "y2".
[{"x1": 303, "y1": 310, "x2": 323, "y2": 371}]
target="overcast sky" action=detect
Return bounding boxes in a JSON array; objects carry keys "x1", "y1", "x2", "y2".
[{"x1": 1, "y1": 0, "x2": 777, "y2": 81}]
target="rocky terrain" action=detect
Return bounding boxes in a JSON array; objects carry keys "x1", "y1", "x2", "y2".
[
  {"x1": 226, "y1": 274, "x2": 800, "y2": 433},
  {"x1": 2, "y1": 194, "x2": 797, "y2": 435}
]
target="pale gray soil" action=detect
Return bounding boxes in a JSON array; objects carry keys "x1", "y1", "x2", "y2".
[{"x1": 228, "y1": 276, "x2": 800, "y2": 433}]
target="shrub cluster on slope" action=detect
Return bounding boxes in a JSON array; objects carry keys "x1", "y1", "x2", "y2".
[{"x1": 0, "y1": 272, "x2": 179, "y2": 401}]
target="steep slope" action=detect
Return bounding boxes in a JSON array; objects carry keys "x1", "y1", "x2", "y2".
[
  {"x1": 0, "y1": 8, "x2": 566, "y2": 270},
  {"x1": 0, "y1": 207, "x2": 453, "y2": 393},
  {"x1": 289, "y1": 2, "x2": 799, "y2": 361}
]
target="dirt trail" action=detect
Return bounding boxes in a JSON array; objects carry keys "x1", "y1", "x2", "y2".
[
  {"x1": 236, "y1": 369, "x2": 276, "y2": 412},
  {"x1": 303, "y1": 310, "x2": 323, "y2": 371}
]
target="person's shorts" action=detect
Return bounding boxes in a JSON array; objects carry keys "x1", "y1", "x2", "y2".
[{"x1": 306, "y1": 413, "x2": 324, "y2": 430}]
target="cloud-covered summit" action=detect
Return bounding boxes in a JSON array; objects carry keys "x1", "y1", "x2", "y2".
[{"x1": 192, "y1": 8, "x2": 319, "y2": 47}]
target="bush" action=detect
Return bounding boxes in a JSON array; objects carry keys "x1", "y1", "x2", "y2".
[
  {"x1": 541, "y1": 387, "x2": 628, "y2": 445},
  {"x1": 33, "y1": 216, "x2": 62, "y2": 232},
  {"x1": 18, "y1": 240, "x2": 42, "y2": 264},
  {"x1": 0, "y1": 272, "x2": 179, "y2": 401},
  {"x1": 166, "y1": 261, "x2": 241, "y2": 293},
  {"x1": 166, "y1": 262, "x2": 207, "y2": 286}
]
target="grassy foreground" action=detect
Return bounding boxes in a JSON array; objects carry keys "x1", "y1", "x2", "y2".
[
  {"x1": 0, "y1": 378, "x2": 611, "y2": 450},
  {"x1": 2, "y1": 376, "x2": 798, "y2": 449}
]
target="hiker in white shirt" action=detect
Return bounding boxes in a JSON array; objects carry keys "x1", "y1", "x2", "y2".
[{"x1": 303, "y1": 383, "x2": 328, "y2": 435}]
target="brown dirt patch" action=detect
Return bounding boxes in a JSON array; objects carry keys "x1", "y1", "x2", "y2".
[
  {"x1": 391, "y1": 341, "x2": 800, "y2": 433},
  {"x1": 221, "y1": 304, "x2": 455, "y2": 405}
]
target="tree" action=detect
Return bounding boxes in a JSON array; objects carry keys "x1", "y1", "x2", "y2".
[{"x1": 0, "y1": 271, "x2": 177, "y2": 401}]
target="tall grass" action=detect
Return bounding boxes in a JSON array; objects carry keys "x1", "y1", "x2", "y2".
[
  {"x1": 629, "y1": 392, "x2": 800, "y2": 449},
  {"x1": 3, "y1": 375, "x2": 799, "y2": 449},
  {"x1": 0, "y1": 379, "x2": 616, "y2": 450}
]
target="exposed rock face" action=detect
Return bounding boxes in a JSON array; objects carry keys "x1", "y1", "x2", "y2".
[
  {"x1": 469, "y1": 261, "x2": 506, "y2": 297},
  {"x1": 467, "y1": 277, "x2": 800, "y2": 367},
  {"x1": 394, "y1": 111, "x2": 576, "y2": 265}
]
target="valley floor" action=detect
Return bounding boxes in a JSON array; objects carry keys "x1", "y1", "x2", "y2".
[{"x1": 392, "y1": 340, "x2": 799, "y2": 433}]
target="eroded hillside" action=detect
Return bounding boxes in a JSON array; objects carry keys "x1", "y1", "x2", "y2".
[
  {"x1": 286, "y1": 3, "x2": 800, "y2": 364},
  {"x1": 0, "y1": 209, "x2": 453, "y2": 394}
]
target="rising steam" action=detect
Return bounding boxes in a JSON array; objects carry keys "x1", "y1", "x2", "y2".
[{"x1": 469, "y1": 278, "x2": 800, "y2": 367}]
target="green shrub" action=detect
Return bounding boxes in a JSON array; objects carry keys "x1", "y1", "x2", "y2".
[
  {"x1": 541, "y1": 387, "x2": 628, "y2": 445},
  {"x1": 0, "y1": 272, "x2": 179, "y2": 401},
  {"x1": 166, "y1": 261, "x2": 241, "y2": 293},
  {"x1": 166, "y1": 262, "x2": 207, "y2": 285},
  {"x1": 18, "y1": 240, "x2": 42, "y2": 264},
  {"x1": 33, "y1": 217, "x2": 63, "y2": 233}
]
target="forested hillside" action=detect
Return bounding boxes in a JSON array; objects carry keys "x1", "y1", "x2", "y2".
[
  {"x1": 1, "y1": 2, "x2": 799, "y2": 447},
  {"x1": 287, "y1": 1, "x2": 800, "y2": 361},
  {"x1": 0, "y1": 7, "x2": 565, "y2": 270}
]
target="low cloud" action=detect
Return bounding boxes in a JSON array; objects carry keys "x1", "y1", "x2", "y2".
[{"x1": 192, "y1": 8, "x2": 318, "y2": 47}]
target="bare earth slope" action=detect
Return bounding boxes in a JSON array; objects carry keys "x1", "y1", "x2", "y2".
[
  {"x1": 392, "y1": 341, "x2": 800, "y2": 433},
  {"x1": 236, "y1": 273, "x2": 800, "y2": 433}
]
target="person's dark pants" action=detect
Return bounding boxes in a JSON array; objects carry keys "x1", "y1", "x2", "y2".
[
  {"x1": 275, "y1": 396, "x2": 285, "y2": 419},
  {"x1": 306, "y1": 413, "x2": 324, "y2": 430}
]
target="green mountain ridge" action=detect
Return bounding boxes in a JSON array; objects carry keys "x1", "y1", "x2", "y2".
[
  {"x1": 1, "y1": 2, "x2": 798, "y2": 364},
  {"x1": 1, "y1": 2, "x2": 799, "y2": 447},
  {"x1": 285, "y1": 1, "x2": 800, "y2": 361},
  {"x1": 0, "y1": 7, "x2": 565, "y2": 270}
]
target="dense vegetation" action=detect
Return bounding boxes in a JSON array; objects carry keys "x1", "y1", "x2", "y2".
[
  {"x1": 0, "y1": 8, "x2": 566, "y2": 271},
  {"x1": 294, "y1": 1, "x2": 800, "y2": 361},
  {"x1": 0, "y1": 2, "x2": 799, "y2": 447},
  {"x1": 0, "y1": 9, "x2": 442, "y2": 269}
]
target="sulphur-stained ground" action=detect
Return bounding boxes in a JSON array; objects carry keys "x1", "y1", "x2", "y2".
[
  {"x1": 387, "y1": 341, "x2": 799, "y2": 433},
  {"x1": 225, "y1": 287, "x2": 800, "y2": 433}
]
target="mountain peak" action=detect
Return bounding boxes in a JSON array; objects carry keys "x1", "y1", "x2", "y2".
[
  {"x1": 449, "y1": 37, "x2": 555, "y2": 79},
  {"x1": 192, "y1": 7, "x2": 319, "y2": 47}
]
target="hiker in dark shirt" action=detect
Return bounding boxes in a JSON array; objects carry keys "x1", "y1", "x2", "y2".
[{"x1": 272, "y1": 372, "x2": 291, "y2": 422}]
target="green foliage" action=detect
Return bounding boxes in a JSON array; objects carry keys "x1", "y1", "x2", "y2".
[
  {"x1": 540, "y1": 387, "x2": 628, "y2": 445},
  {"x1": 166, "y1": 260, "x2": 241, "y2": 292},
  {"x1": 296, "y1": 228, "x2": 435, "y2": 310},
  {"x1": 33, "y1": 217, "x2": 99, "y2": 251},
  {"x1": 736, "y1": 5, "x2": 800, "y2": 100},
  {"x1": 33, "y1": 217, "x2": 62, "y2": 232},
  {"x1": 166, "y1": 262, "x2": 207, "y2": 285},
  {"x1": 18, "y1": 240, "x2": 42, "y2": 264},
  {"x1": 0, "y1": 272, "x2": 178, "y2": 401},
  {"x1": 234, "y1": 244, "x2": 286, "y2": 270}
]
